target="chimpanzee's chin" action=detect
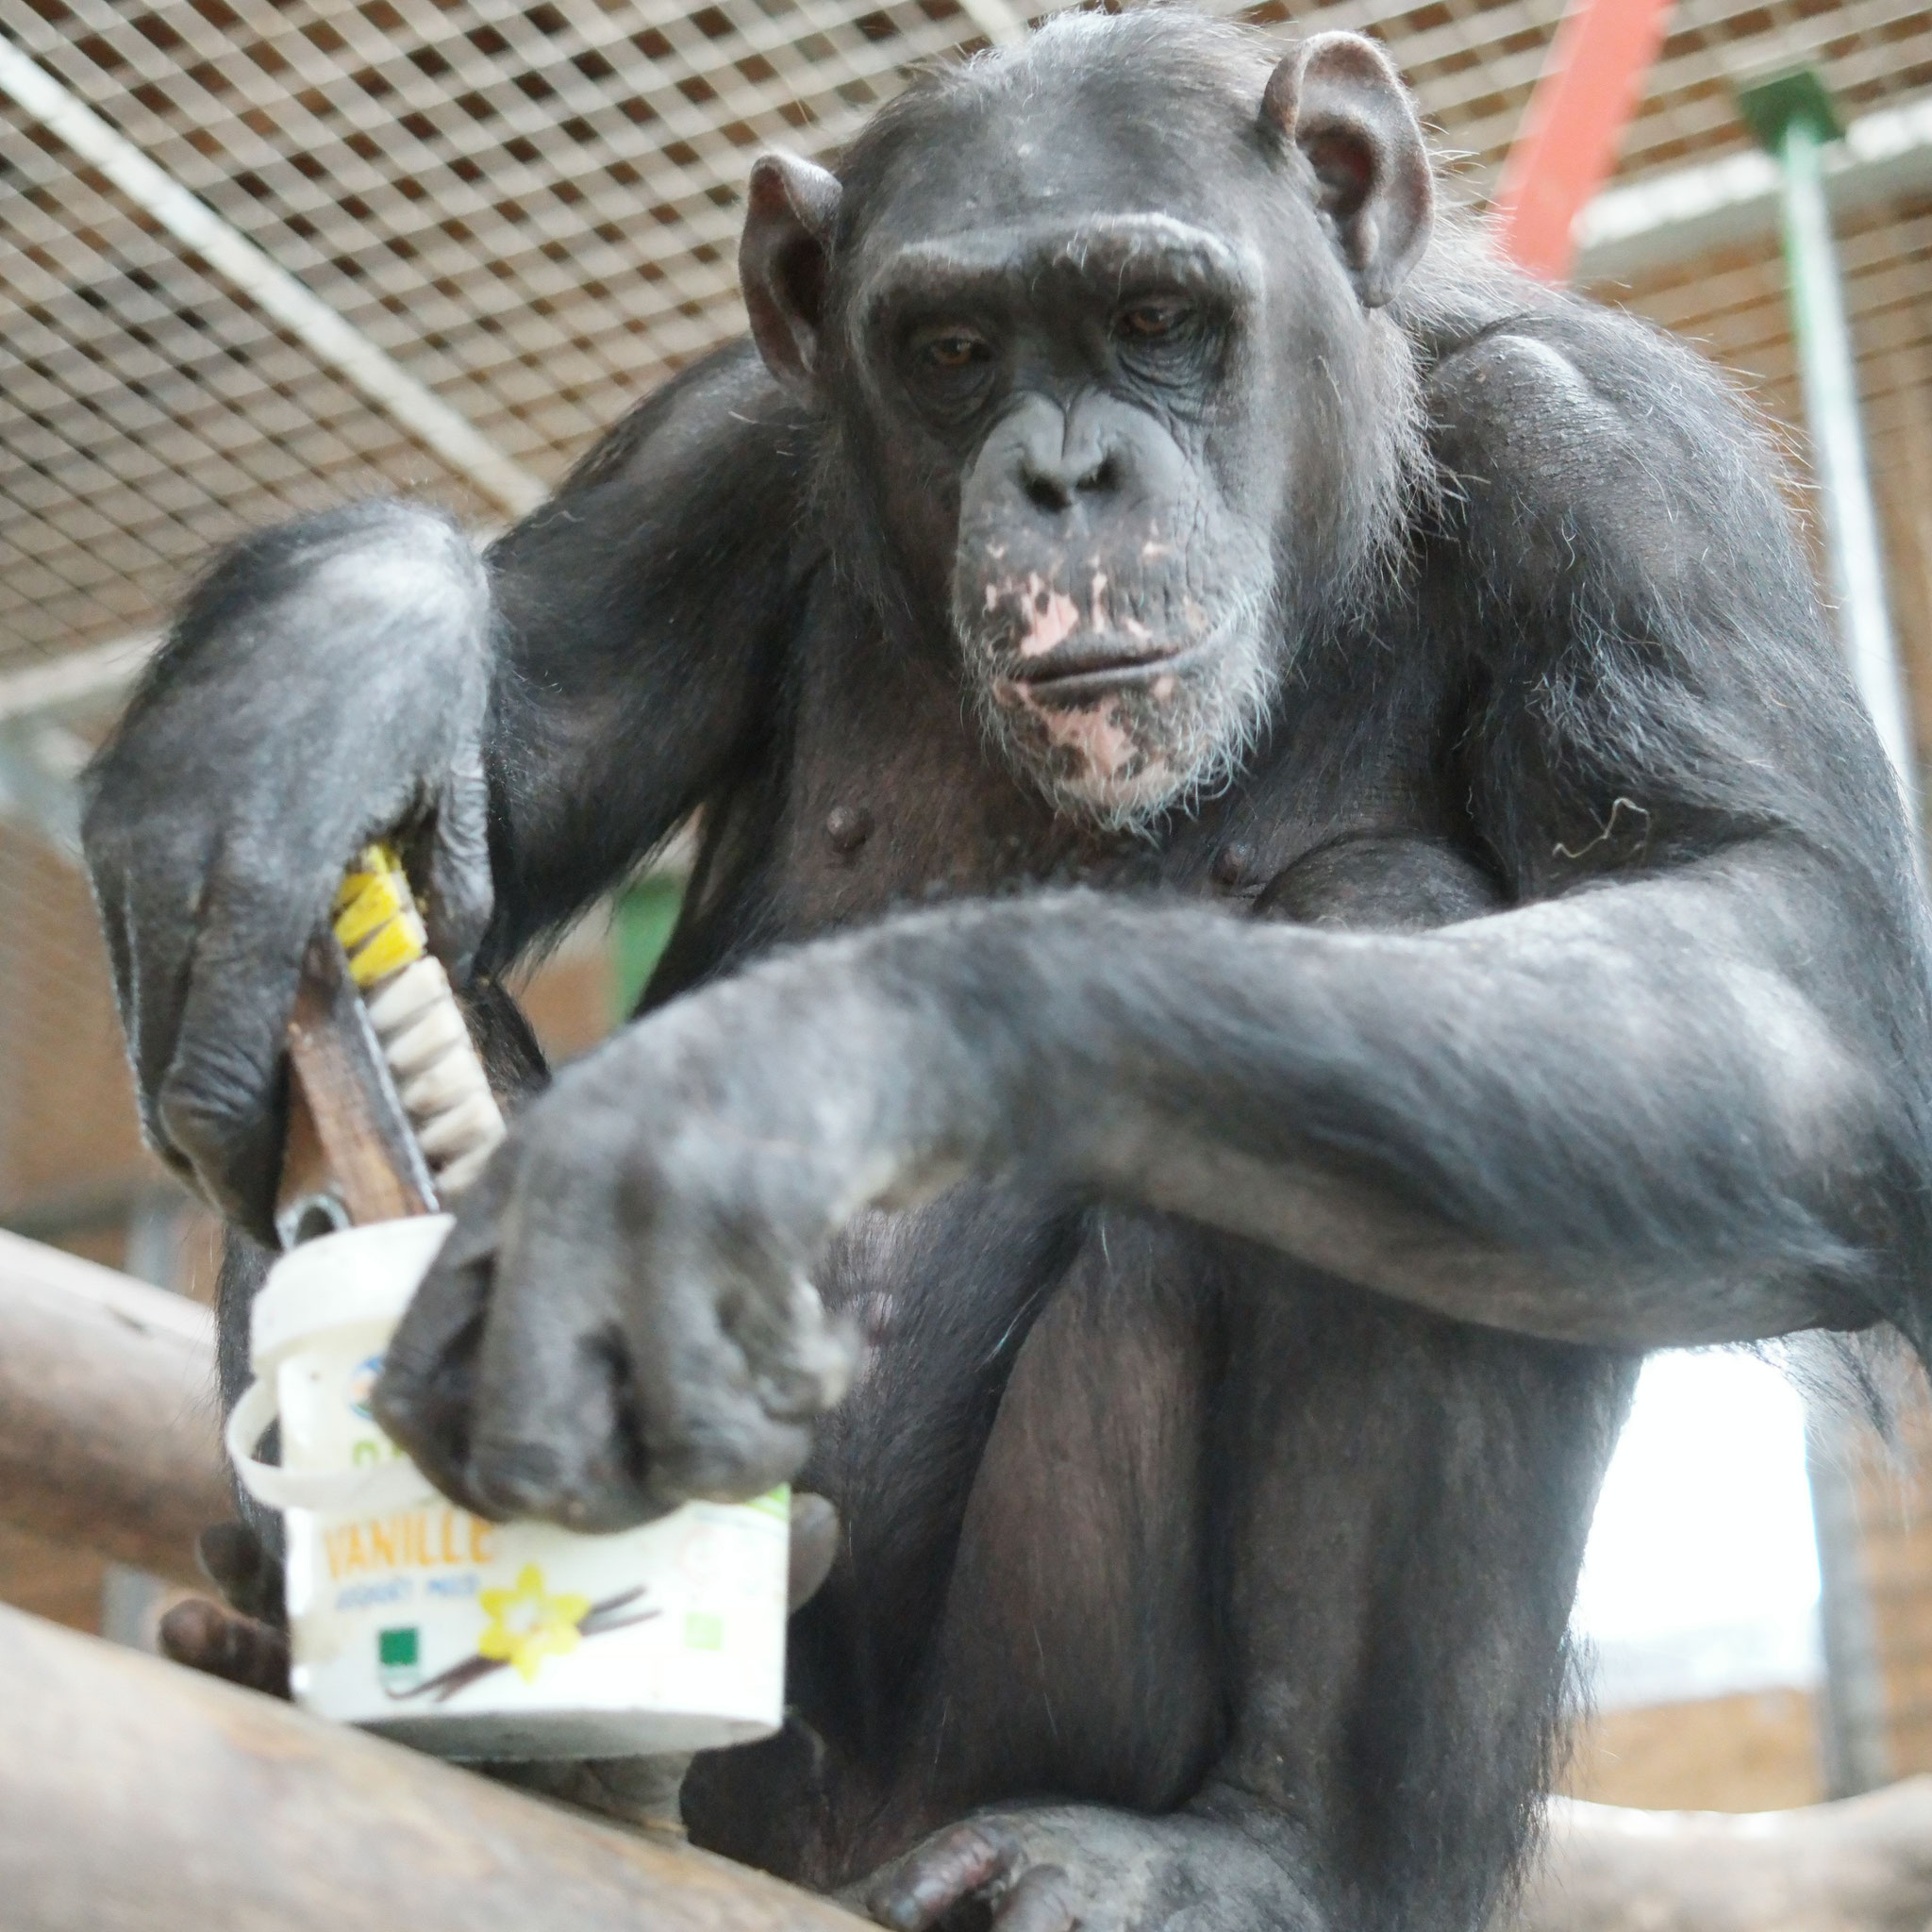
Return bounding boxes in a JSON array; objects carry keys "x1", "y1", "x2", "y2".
[{"x1": 975, "y1": 643, "x2": 1274, "y2": 835}]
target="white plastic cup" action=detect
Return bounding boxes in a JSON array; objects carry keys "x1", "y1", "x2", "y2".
[{"x1": 226, "y1": 1216, "x2": 789, "y2": 1760}]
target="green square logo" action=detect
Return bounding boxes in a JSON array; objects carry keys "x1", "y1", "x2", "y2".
[
  {"x1": 684, "y1": 1611, "x2": 724, "y2": 1651},
  {"x1": 378, "y1": 1625, "x2": 423, "y2": 1693}
]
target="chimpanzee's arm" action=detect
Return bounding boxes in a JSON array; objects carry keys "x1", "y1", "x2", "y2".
[
  {"x1": 375, "y1": 304, "x2": 1932, "y2": 1527},
  {"x1": 82, "y1": 341, "x2": 806, "y2": 1233},
  {"x1": 477, "y1": 341, "x2": 813, "y2": 954},
  {"x1": 728, "y1": 852, "x2": 1917, "y2": 1345},
  {"x1": 375, "y1": 844, "x2": 1932, "y2": 1520}
]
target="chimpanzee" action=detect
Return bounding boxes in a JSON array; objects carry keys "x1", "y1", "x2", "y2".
[{"x1": 82, "y1": 10, "x2": 1932, "y2": 1930}]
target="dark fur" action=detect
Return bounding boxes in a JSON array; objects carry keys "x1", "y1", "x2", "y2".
[{"x1": 84, "y1": 14, "x2": 1932, "y2": 1932}]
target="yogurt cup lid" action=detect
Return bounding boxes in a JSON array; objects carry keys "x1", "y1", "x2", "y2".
[{"x1": 251, "y1": 1213, "x2": 456, "y2": 1374}]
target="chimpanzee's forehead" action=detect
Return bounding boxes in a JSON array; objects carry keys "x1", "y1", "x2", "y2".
[{"x1": 839, "y1": 53, "x2": 1278, "y2": 264}]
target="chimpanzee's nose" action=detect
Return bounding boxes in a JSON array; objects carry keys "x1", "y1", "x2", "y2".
[
  {"x1": 1006, "y1": 399, "x2": 1125, "y2": 517},
  {"x1": 1019, "y1": 441, "x2": 1120, "y2": 515}
]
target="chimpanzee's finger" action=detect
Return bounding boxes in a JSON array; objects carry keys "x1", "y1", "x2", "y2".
[
  {"x1": 612, "y1": 1238, "x2": 820, "y2": 1512},
  {"x1": 82, "y1": 817, "x2": 208, "y2": 1178},
  {"x1": 788, "y1": 1491, "x2": 840, "y2": 1611},
  {"x1": 421, "y1": 751, "x2": 494, "y2": 981},
  {"x1": 715, "y1": 1262, "x2": 856, "y2": 1426},
  {"x1": 158, "y1": 1597, "x2": 291, "y2": 1699},
  {"x1": 153, "y1": 857, "x2": 323, "y2": 1241},
  {"x1": 992, "y1": 1867, "x2": 1077, "y2": 1932},
  {"x1": 454, "y1": 1151, "x2": 685, "y2": 1526},
  {"x1": 866, "y1": 1822, "x2": 1023, "y2": 1932}
]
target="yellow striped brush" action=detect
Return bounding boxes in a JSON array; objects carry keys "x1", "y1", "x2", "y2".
[{"x1": 275, "y1": 841, "x2": 505, "y2": 1247}]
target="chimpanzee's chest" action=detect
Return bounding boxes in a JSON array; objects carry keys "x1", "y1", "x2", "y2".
[
  {"x1": 675, "y1": 616, "x2": 1509, "y2": 1877},
  {"x1": 735, "y1": 599, "x2": 1473, "y2": 946}
]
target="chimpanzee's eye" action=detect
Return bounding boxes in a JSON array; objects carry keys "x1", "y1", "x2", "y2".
[
  {"x1": 920, "y1": 328, "x2": 991, "y2": 372},
  {"x1": 1109, "y1": 295, "x2": 1222, "y2": 392},
  {"x1": 1115, "y1": 299, "x2": 1189, "y2": 341},
  {"x1": 902, "y1": 322, "x2": 999, "y2": 422}
]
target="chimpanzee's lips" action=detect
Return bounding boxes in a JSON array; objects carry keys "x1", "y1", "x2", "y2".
[{"x1": 1007, "y1": 643, "x2": 1191, "y2": 700}]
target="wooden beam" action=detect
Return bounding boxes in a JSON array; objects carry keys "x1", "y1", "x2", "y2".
[
  {"x1": 9, "y1": 1216, "x2": 1932, "y2": 1932},
  {"x1": 0, "y1": 1229, "x2": 228, "y2": 1581},
  {"x1": 0, "y1": 1601, "x2": 868, "y2": 1932},
  {"x1": 1510, "y1": 1784, "x2": 1932, "y2": 1932}
]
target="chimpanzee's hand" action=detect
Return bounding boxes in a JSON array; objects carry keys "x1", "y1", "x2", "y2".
[
  {"x1": 855, "y1": 1801, "x2": 1314, "y2": 1932},
  {"x1": 81, "y1": 502, "x2": 493, "y2": 1240},
  {"x1": 367, "y1": 941, "x2": 966, "y2": 1524}
]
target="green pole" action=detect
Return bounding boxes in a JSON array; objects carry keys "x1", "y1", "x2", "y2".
[
  {"x1": 1740, "y1": 70, "x2": 1919, "y2": 824},
  {"x1": 1740, "y1": 68, "x2": 1903, "y2": 1805}
]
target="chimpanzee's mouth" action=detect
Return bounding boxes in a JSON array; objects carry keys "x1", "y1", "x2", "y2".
[{"x1": 1008, "y1": 642, "x2": 1193, "y2": 701}]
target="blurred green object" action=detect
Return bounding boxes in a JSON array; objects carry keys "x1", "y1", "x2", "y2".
[
  {"x1": 1735, "y1": 68, "x2": 1843, "y2": 153},
  {"x1": 1736, "y1": 60, "x2": 1909, "y2": 1807},
  {"x1": 1729, "y1": 63, "x2": 1918, "y2": 826},
  {"x1": 611, "y1": 874, "x2": 684, "y2": 1020}
]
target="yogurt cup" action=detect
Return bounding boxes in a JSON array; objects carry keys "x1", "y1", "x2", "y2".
[{"x1": 226, "y1": 1216, "x2": 789, "y2": 1760}]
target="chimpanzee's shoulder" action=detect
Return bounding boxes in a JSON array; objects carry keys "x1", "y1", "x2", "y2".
[
  {"x1": 1418, "y1": 292, "x2": 1758, "y2": 483},
  {"x1": 1407, "y1": 279, "x2": 1801, "y2": 607},
  {"x1": 553, "y1": 337, "x2": 814, "y2": 503}
]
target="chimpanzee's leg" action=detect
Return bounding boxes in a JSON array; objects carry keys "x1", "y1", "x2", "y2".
[{"x1": 852, "y1": 1219, "x2": 1635, "y2": 1932}]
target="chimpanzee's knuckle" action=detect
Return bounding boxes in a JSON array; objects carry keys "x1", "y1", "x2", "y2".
[
  {"x1": 752, "y1": 1299, "x2": 857, "y2": 1420},
  {"x1": 157, "y1": 1048, "x2": 267, "y2": 1172},
  {"x1": 467, "y1": 1435, "x2": 577, "y2": 1522},
  {"x1": 650, "y1": 1394, "x2": 808, "y2": 1506},
  {"x1": 867, "y1": 1819, "x2": 1024, "y2": 1930}
]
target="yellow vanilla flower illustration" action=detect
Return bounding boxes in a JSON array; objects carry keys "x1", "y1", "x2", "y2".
[{"x1": 476, "y1": 1564, "x2": 591, "y2": 1683}]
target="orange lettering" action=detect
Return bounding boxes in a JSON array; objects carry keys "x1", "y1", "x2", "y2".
[
  {"x1": 468, "y1": 1518, "x2": 495, "y2": 1565},
  {"x1": 369, "y1": 1518, "x2": 396, "y2": 1568}
]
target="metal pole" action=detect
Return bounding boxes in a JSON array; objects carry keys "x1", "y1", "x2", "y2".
[
  {"x1": 1807, "y1": 1419, "x2": 1894, "y2": 1795},
  {"x1": 1491, "y1": 0, "x2": 1675, "y2": 282},
  {"x1": 1740, "y1": 69, "x2": 1911, "y2": 1797},
  {"x1": 1753, "y1": 77, "x2": 1922, "y2": 818}
]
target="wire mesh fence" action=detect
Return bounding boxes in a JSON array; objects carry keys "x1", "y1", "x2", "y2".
[
  {"x1": 8, "y1": 0, "x2": 1932, "y2": 678},
  {"x1": 9, "y1": 0, "x2": 1932, "y2": 1721}
]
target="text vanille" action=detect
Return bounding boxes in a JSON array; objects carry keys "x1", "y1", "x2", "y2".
[{"x1": 324, "y1": 1507, "x2": 496, "y2": 1582}]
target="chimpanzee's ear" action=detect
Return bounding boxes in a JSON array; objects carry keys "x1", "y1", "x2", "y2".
[
  {"x1": 1259, "y1": 32, "x2": 1433, "y2": 309},
  {"x1": 741, "y1": 151, "x2": 842, "y2": 392}
]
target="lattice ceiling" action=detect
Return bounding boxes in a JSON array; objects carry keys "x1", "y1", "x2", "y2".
[{"x1": 6, "y1": 0, "x2": 1932, "y2": 683}]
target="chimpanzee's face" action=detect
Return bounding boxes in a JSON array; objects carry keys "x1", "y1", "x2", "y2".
[
  {"x1": 740, "y1": 20, "x2": 1433, "y2": 831},
  {"x1": 859, "y1": 215, "x2": 1284, "y2": 831}
]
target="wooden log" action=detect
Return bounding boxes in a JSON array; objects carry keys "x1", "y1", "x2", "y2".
[
  {"x1": 9, "y1": 1215, "x2": 1932, "y2": 1932},
  {"x1": 1510, "y1": 1783, "x2": 1932, "y2": 1932},
  {"x1": 0, "y1": 1601, "x2": 868, "y2": 1932},
  {"x1": 0, "y1": 1228, "x2": 228, "y2": 1581}
]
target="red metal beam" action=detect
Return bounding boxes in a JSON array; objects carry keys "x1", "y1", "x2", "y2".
[{"x1": 1491, "y1": 0, "x2": 1676, "y2": 281}]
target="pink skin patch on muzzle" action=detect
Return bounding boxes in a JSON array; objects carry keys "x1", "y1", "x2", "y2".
[{"x1": 988, "y1": 570, "x2": 1156, "y2": 657}]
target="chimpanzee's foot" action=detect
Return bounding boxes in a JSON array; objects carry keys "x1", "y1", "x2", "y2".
[
  {"x1": 153, "y1": 1520, "x2": 291, "y2": 1695},
  {"x1": 855, "y1": 1798, "x2": 1318, "y2": 1932},
  {"x1": 195, "y1": 1518, "x2": 286, "y2": 1624},
  {"x1": 158, "y1": 1594, "x2": 291, "y2": 1696}
]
